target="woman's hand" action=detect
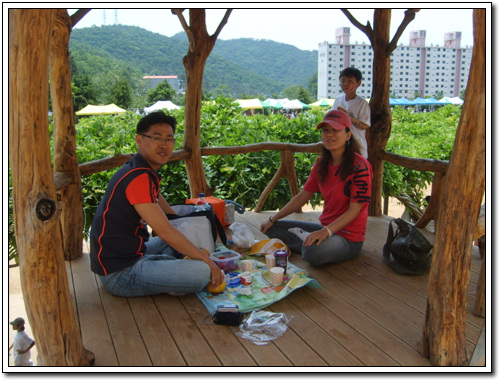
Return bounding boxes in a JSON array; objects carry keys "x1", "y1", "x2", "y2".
[
  {"x1": 260, "y1": 218, "x2": 274, "y2": 234},
  {"x1": 303, "y1": 228, "x2": 329, "y2": 247}
]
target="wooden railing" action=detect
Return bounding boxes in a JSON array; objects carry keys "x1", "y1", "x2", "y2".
[
  {"x1": 378, "y1": 149, "x2": 449, "y2": 229},
  {"x1": 67, "y1": 143, "x2": 449, "y2": 228},
  {"x1": 71, "y1": 142, "x2": 323, "y2": 213}
]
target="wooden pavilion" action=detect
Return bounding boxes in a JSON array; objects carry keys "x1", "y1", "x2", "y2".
[{"x1": 8, "y1": 8, "x2": 487, "y2": 367}]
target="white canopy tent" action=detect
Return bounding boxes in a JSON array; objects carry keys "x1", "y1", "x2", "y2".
[
  {"x1": 438, "y1": 97, "x2": 464, "y2": 105},
  {"x1": 144, "y1": 100, "x2": 181, "y2": 113}
]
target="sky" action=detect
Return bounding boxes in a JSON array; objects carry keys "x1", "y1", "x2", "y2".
[{"x1": 67, "y1": 5, "x2": 480, "y2": 51}]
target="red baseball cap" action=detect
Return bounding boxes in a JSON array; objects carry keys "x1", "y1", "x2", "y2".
[{"x1": 316, "y1": 110, "x2": 351, "y2": 130}]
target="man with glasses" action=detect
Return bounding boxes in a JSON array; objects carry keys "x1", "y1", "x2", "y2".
[
  {"x1": 330, "y1": 67, "x2": 371, "y2": 158},
  {"x1": 89, "y1": 111, "x2": 224, "y2": 297}
]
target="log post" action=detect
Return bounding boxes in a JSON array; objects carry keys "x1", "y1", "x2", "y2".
[
  {"x1": 255, "y1": 151, "x2": 301, "y2": 212},
  {"x1": 423, "y1": 9, "x2": 486, "y2": 366},
  {"x1": 50, "y1": 9, "x2": 84, "y2": 260},
  {"x1": 366, "y1": 9, "x2": 393, "y2": 217},
  {"x1": 415, "y1": 172, "x2": 445, "y2": 229},
  {"x1": 173, "y1": 9, "x2": 231, "y2": 198},
  {"x1": 8, "y1": 9, "x2": 94, "y2": 366},
  {"x1": 473, "y1": 235, "x2": 486, "y2": 317}
]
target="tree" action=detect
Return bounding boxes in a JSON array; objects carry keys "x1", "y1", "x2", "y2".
[
  {"x1": 297, "y1": 86, "x2": 313, "y2": 104},
  {"x1": 9, "y1": 8, "x2": 94, "y2": 366},
  {"x1": 72, "y1": 73, "x2": 97, "y2": 111},
  {"x1": 146, "y1": 79, "x2": 176, "y2": 105},
  {"x1": 423, "y1": 9, "x2": 485, "y2": 366},
  {"x1": 307, "y1": 72, "x2": 318, "y2": 99},
  {"x1": 172, "y1": 8, "x2": 232, "y2": 198},
  {"x1": 212, "y1": 84, "x2": 232, "y2": 98},
  {"x1": 282, "y1": 84, "x2": 299, "y2": 99},
  {"x1": 108, "y1": 73, "x2": 133, "y2": 109},
  {"x1": 342, "y1": 9, "x2": 419, "y2": 216}
]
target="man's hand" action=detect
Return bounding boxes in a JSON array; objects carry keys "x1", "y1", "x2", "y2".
[{"x1": 208, "y1": 261, "x2": 225, "y2": 288}]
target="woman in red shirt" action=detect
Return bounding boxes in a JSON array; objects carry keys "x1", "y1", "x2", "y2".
[{"x1": 260, "y1": 110, "x2": 373, "y2": 266}]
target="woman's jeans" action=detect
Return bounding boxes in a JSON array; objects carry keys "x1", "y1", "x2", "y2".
[
  {"x1": 266, "y1": 220, "x2": 363, "y2": 266},
  {"x1": 98, "y1": 237, "x2": 211, "y2": 297}
]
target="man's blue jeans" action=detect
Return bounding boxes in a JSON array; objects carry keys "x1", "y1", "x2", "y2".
[
  {"x1": 266, "y1": 220, "x2": 363, "y2": 266},
  {"x1": 98, "y1": 237, "x2": 211, "y2": 297}
]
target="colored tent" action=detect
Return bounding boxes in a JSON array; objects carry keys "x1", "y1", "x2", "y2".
[
  {"x1": 310, "y1": 98, "x2": 335, "y2": 107},
  {"x1": 235, "y1": 98, "x2": 270, "y2": 110},
  {"x1": 265, "y1": 98, "x2": 288, "y2": 109},
  {"x1": 75, "y1": 103, "x2": 126, "y2": 115},
  {"x1": 281, "y1": 99, "x2": 310, "y2": 109}
]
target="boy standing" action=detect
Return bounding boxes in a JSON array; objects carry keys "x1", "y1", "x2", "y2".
[
  {"x1": 9, "y1": 317, "x2": 35, "y2": 366},
  {"x1": 331, "y1": 67, "x2": 371, "y2": 158}
]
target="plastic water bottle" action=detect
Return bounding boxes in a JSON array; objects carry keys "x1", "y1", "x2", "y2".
[{"x1": 194, "y1": 193, "x2": 211, "y2": 212}]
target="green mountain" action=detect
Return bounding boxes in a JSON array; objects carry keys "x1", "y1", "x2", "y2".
[{"x1": 69, "y1": 25, "x2": 318, "y2": 97}]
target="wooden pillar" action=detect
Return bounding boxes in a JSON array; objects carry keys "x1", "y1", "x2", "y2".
[
  {"x1": 423, "y1": 9, "x2": 486, "y2": 366},
  {"x1": 366, "y1": 9, "x2": 393, "y2": 217},
  {"x1": 473, "y1": 235, "x2": 486, "y2": 317},
  {"x1": 50, "y1": 9, "x2": 84, "y2": 260},
  {"x1": 8, "y1": 9, "x2": 94, "y2": 366},
  {"x1": 173, "y1": 9, "x2": 230, "y2": 198}
]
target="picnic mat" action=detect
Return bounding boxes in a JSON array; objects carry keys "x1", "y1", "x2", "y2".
[{"x1": 196, "y1": 251, "x2": 321, "y2": 315}]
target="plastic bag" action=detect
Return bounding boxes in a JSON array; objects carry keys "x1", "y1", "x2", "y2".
[
  {"x1": 235, "y1": 310, "x2": 293, "y2": 345},
  {"x1": 229, "y1": 222, "x2": 254, "y2": 249}
]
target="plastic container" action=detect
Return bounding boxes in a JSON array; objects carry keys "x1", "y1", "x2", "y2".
[
  {"x1": 274, "y1": 249, "x2": 288, "y2": 273},
  {"x1": 241, "y1": 272, "x2": 253, "y2": 286},
  {"x1": 225, "y1": 272, "x2": 242, "y2": 287},
  {"x1": 194, "y1": 193, "x2": 211, "y2": 212},
  {"x1": 210, "y1": 250, "x2": 241, "y2": 273}
]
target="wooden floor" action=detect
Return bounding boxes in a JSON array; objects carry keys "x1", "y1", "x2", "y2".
[{"x1": 66, "y1": 211, "x2": 485, "y2": 368}]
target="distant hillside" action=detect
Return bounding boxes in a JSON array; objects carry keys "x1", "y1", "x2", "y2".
[{"x1": 69, "y1": 25, "x2": 318, "y2": 97}]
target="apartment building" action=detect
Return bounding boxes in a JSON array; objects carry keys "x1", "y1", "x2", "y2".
[{"x1": 317, "y1": 27, "x2": 472, "y2": 99}]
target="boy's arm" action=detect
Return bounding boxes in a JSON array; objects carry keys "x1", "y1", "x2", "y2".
[
  {"x1": 351, "y1": 118, "x2": 370, "y2": 130},
  {"x1": 337, "y1": 105, "x2": 370, "y2": 130},
  {"x1": 18, "y1": 340, "x2": 35, "y2": 354}
]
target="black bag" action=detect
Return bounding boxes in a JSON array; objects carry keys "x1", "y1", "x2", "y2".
[{"x1": 383, "y1": 218, "x2": 433, "y2": 275}]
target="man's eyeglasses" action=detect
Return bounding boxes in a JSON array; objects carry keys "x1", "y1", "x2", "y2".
[{"x1": 140, "y1": 134, "x2": 176, "y2": 144}]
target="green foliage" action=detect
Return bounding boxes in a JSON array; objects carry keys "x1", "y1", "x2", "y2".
[
  {"x1": 72, "y1": 73, "x2": 98, "y2": 111},
  {"x1": 8, "y1": 100, "x2": 461, "y2": 262},
  {"x1": 383, "y1": 104, "x2": 460, "y2": 204},
  {"x1": 108, "y1": 73, "x2": 133, "y2": 109},
  {"x1": 146, "y1": 80, "x2": 176, "y2": 104},
  {"x1": 69, "y1": 25, "x2": 318, "y2": 100}
]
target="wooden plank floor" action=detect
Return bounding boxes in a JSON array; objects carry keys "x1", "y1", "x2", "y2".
[{"x1": 67, "y1": 211, "x2": 485, "y2": 368}]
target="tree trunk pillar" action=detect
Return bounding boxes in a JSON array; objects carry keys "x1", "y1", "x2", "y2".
[
  {"x1": 423, "y1": 9, "x2": 486, "y2": 366},
  {"x1": 50, "y1": 9, "x2": 84, "y2": 260},
  {"x1": 367, "y1": 9, "x2": 393, "y2": 216},
  {"x1": 181, "y1": 10, "x2": 213, "y2": 198},
  {"x1": 8, "y1": 9, "x2": 94, "y2": 366}
]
